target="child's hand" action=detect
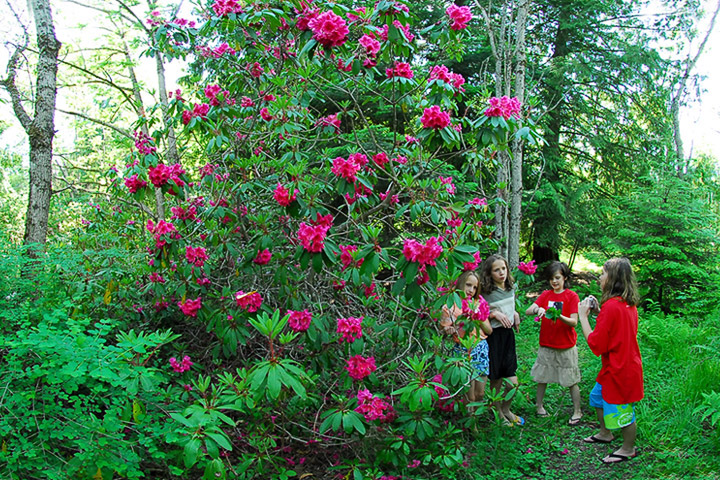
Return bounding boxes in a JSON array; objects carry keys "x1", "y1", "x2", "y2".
[
  {"x1": 535, "y1": 307, "x2": 546, "y2": 318},
  {"x1": 494, "y1": 311, "x2": 514, "y2": 329}
]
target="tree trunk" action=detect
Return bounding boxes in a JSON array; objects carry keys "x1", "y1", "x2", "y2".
[
  {"x1": 507, "y1": 0, "x2": 529, "y2": 269},
  {"x1": 1, "y1": 0, "x2": 61, "y2": 254}
]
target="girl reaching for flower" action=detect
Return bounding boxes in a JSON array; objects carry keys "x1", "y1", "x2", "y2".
[
  {"x1": 525, "y1": 261, "x2": 582, "y2": 425},
  {"x1": 440, "y1": 270, "x2": 492, "y2": 407}
]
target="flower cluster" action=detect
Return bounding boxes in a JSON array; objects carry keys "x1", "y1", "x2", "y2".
[
  {"x1": 429, "y1": 65, "x2": 466, "y2": 92},
  {"x1": 484, "y1": 95, "x2": 522, "y2": 120},
  {"x1": 178, "y1": 297, "x2": 202, "y2": 317},
  {"x1": 211, "y1": 0, "x2": 244, "y2": 17},
  {"x1": 518, "y1": 260, "x2": 537, "y2": 275},
  {"x1": 316, "y1": 113, "x2": 341, "y2": 133},
  {"x1": 273, "y1": 183, "x2": 298, "y2": 206},
  {"x1": 181, "y1": 103, "x2": 210, "y2": 124},
  {"x1": 298, "y1": 222, "x2": 331, "y2": 253},
  {"x1": 339, "y1": 244, "x2": 363, "y2": 270},
  {"x1": 124, "y1": 174, "x2": 147, "y2": 193},
  {"x1": 253, "y1": 248, "x2": 272, "y2": 265},
  {"x1": 355, "y1": 389, "x2": 394, "y2": 422},
  {"x1": 169, "y1": 355, "x2": 193, "y2": 373},
  {"x1": 447, "y1": 4, "x2": 472, "y2": 30},
  {"x1": 134, "y1": 131, "x2": 156, "y2": 155},
  {"x1": 420, "y1": 105, "x2": 451, "y2": 129},
  {"x1": 337, "y1": 316, "x2": 363, "y2": 343},
  {"x1": 308, "y1": 10, "x2": 348, "y2": 48},
  {"x1": 346, "y1": 355, "x2": 377, "y2": 380},
  {"x1": 148, "y1": 163, "x2": 185, "y2": 189},
  {"x1": 185, "y1": 246, "x2": 209, "y2": 267},
  {"x1": 235, "y1": 290, "x2": 263, "y2": 312},
  {"x1": 287, "y1": 309, "x2": 312, "y2": 332},
  {"x1": 463, "y1": 251, "x2": 483, "y2": 271},
  {"x1": 386, "y1": 61, "x2": 414, "y2": 79},
  {"x1": 331, "y1": 156, "x2": 361, "y2": 182},
  {"x1": 146, "y1": 219, "x2": 177, "y2": 248},
  {"x1": 462, "y1": 296, "x2": 490, "y2": 322},
  {"x1": 403, "y1": 237, "x2": 444, "y2": 266}
]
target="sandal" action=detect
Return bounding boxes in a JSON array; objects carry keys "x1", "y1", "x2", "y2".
[
  {"x1": 568, "y1": 415, "x2": 583, "y2": 426},
  {"x1": 583, "y1": 435, "x2": 613, "y2": 444},
  {"x1": 601, "y1": 451, "x2": 639, "y2": 464}
]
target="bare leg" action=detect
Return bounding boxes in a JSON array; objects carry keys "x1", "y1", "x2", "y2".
[
  {"x1": 489, "y1": 378, "x2": 507, "y2": 422},
  {"x1": 602, "y1": 422, "x2": 638, "y2": 462},
  {"x1": 501, "y1": 376, "x2": 519, "y2": 421},
  {"x1": 473, "y1": 377, "x2": 487, "y2": 404},
  {"x1": 536, "y1": 383, "x2": 548, "y2": 415},
  {"x1": 584, "y1": 407, "x2": 614, "y2": 442},
  {"x1": 569, "y1": 384, "x2": 582, "y2": 420}
]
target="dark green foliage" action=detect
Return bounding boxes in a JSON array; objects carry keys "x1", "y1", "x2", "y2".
[{"x1": 600, "y1": 173, "x2": 720, "y2": 313}]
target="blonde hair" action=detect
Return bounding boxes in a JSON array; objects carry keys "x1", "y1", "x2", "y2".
[
  {"x1": 479, "y1": 254, "x2": 514, "y2": 294},
  {"x1": 601, "y1": 257, "x2": 640, "y2": 306}
]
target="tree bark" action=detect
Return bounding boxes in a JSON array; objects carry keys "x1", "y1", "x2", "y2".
[
  {"x1": 1, "y1": 0, "x2": 60, "y2": 254},
  {"x1": 507, "y1": 0, "x2": 530, "y2": 269}
]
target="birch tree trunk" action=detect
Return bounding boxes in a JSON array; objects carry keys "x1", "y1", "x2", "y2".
[
  {"x1": 1, "y1": 0, "x2": 60, "y2": 255},
  {"x1": 507, "y1": 0, "x2": 530, "y2": 268}
]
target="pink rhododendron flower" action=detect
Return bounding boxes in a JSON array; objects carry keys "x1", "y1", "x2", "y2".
[
  {"x1": 364, "y1": 282, "x2": 379, "y2": 300},
  {"x1": 447, "y1": 4, "x2": 472, "y2": 30},
  {"x1": 308, "y1": 10, "x2": 349, "y2": 48},
  {"x1": 463, "y1": 251, "x2": 482, "y2": 271},
  {"x1": 296, "y1": 7, "x2": 319, "y2": 31},
  {"x1": 355, "y1": 389, "x2": 394, "y2": 422},
  {"x1": 346, "y1": 355, "x2": 377, "y2": 380},
  {"x1": 274, "y1": 182, "x2": 298, "y2": 206},
  {"x1": 386, "y1": 62, "x2": 414, "y2": 79},
  {"x1": 462, "y1": 296, "x2": 490, "y2": 322},
  {"x1": 337, "y1": 316, "x2": 363, "y2": 343},
  {"x1": 403, "y1": 237, "x2": 444, "y2": 266},
  {"x1": 248, "y1": 62, "x2": 264, "y2": 78},
  {"x1": 149, "y1": 272, "x2": 166, "y2": 284},
  {"x1": 317, "y1": 113, "x2": 341, "y2": 133},
  {"x1": 169, "y1": 355, "x2": 193, "y2": 373},
  {"x1": 287, "y1": 309, "x2": 312, "y2": 332},
  {"x1": 429, "y1": 65, "x2": 466, "y2": 92},
  {"x1": 185, "y1": 246, "x2": 209, "y2": 267},
  {"x1": 438, "y1": 176, "x2": 455, "y2": 195},
  {"x1": 348, "y1": 152, "x2": 369, "y2": 168},
  {"x1": 298, "y1": 222, "x2": 330, "y2": 252},
  {"x1": 240, "y1": 96, "x2": 255, "y2": 107},
  {"x1": 339, "y1": 244, "x2": 363, "y2": 271},
  {"x1": 211, "y1": 0, "x2": 244, "y2": 16},
  {"x1": 254, "y1": 248, "x2": 272, "y2": 265},
  {"x1": 518, "y1": 260, "x2": 537, "y2": 275},
  {"x1": 260, "y1": 107, "x2": 273, "y2": 121},
  {"x1": 359, "y1": 33, "x2": 381, "y2": 56},
  {"x1": 484, "y1": 95, "x2": 522, "y2": 119},
  {"x1": 134, "y1": 131, "x2": 156, "y2": 155},
  {"x1": 235, "y1": 290, "x2": 263, "y2": 312},
  {"x1": 469, "y1": 197, "x2": 488, "y2": 207},
  {"x1": 331, "y1": 156, "x2": 361, "y2": 182},
  {"x1": 373, "y1": 152, "x2": 390, "y2": 167},
  {"x1": 421, "y1": 105, "x2": 451, "y2": 129},
  {"x1": 310, "y1": 212, "x2": 334, "y2": 228},
  {"x1": 178, "y1": 297, "x2": 202, "y2": 317},
  {"x1": 124, "y1": 174, "x2": 147, "y2": 193}
]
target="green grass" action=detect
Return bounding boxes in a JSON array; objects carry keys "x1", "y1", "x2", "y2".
[{"x1": 463, "y1": 300, "x2": 720, "y2": 480}]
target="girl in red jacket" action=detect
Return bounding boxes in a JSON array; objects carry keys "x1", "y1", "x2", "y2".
[
  {"x1": 525, "y1": 261, "x2": 582, "y2": 425},
  {"x1": 578, "y1": 257, "x2": 644, "y2": 464}
]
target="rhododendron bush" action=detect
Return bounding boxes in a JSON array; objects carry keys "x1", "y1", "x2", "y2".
[{"x1": 114, "y1": 0, "x2": 535, "y2": 478}]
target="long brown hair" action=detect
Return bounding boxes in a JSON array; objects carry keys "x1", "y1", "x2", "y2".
[
  {"x1": 601, "y1": 257, "x2": 640, "y2": 306},
  {"x1": 479, "y1": 254, "x2": 514, "y2": 294}
]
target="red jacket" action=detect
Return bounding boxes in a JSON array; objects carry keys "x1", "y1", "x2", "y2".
[{"x1": 587, "y1": 297, "x2": 644, "y2": 404}]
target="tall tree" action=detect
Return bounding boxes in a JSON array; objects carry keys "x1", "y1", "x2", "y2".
[{"x1": 1, "y1": 0, "x2": 60, "y2": 253}]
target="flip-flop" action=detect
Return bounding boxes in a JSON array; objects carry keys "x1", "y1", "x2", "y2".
[
  {"x1": 511, "y1": 415, "x2": 525, "y2": 426},
  {"x1": 537, "y1": 411, "x2": 550, "y2": 417},
  {"x1": 583, "y1": 435, "x2": 613, "y2": 444},
  {"x1": 601, "y1": 451, "x2": 639, "y2": 464},
  {"x1": 568, "y1": 416, "x2": 583, "y2": 426}
]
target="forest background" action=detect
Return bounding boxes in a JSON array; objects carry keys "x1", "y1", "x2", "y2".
[{"x1": 1, "y1": 0, "x2": 720, "y2": 479}]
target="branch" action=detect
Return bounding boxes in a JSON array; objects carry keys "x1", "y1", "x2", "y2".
[{"x1": 57, "y1": 108, "x2": 132, "y2": 138}]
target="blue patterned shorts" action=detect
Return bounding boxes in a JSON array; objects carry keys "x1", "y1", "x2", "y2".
[{"x1": 452, "y1": 340, "x2": 490, "y2": 378}]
